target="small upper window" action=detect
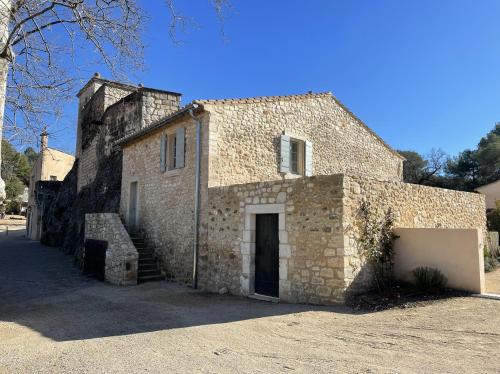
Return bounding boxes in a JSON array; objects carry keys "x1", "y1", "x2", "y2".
[
  {"x1": 160, "y1": 127, "x2": 185, "y2": 172},
  {"x1": 290, "y1": 139, "x2": 304, "y2": 174},
  {"x1": 50, "y1": 175, "x2": 57, "y2": 181},
  {"x1": 168, "y1": 133, "x2": 177, "y2": 170},
  {"x1": 280, "y1": 134, "x2": 313, "y2": 176}
]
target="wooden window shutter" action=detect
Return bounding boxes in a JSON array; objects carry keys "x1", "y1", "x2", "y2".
[
  {"x1": 175, "y1": 127, "x2": 185, "y2": 168},
  {"x1": 305, "y1": 140, "x2": 313, "y2": 176},
  {"x1": 280, "y1": 134, "x2": 290, "y2": 173},
  {"x1": 160, "y1": 133, "x2": 166, "y2": 172}
]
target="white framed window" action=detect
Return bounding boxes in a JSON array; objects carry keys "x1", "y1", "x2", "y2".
[
  {"x1": 280, "y1": 134, "x2": 313, "y2": 176},
  {"x1": 160, "y1": 127, "x2": 185, "y2": 172}
]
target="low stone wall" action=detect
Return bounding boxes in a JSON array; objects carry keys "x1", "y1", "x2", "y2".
[
  {"x1": 343, "y1": 175, "x2": 487, "y2": 295},
  {"x1": 203, "y1": 174, "x2": 487, "y2": 304},
  {"x1": 85, "y1": 213, "x2": 138, "y2": 285},
  {"x1": 202, "y1": 175, "x2": 346, "y2": 305}
]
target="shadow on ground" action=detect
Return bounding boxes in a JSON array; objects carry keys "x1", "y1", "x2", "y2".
[{"x1": 0, "y1": 229, "x2": 353, "y2": 342}]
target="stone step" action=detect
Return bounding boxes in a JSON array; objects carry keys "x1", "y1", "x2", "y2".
[
  {"x1": 138, "y1": 263, "x2": 159, "y2": 271},
  {"x1": 138, "y1": 253, "x2": 155, "y2": 260},
  {"x1": 138, "y1": 268, "x2": 162, "y2": 277},
  {"x1": 138, "y1": 257, "x2": 157, "y2": 264},
  {"x1": 135, "y1": 247, "x2": 154, "y2": 253},
  {"x1": 138, "y1": 274, "x2": 165, "y2": 283},
  {"x1": 137, "y1": 251, "x2": 155, "y2": 257}
]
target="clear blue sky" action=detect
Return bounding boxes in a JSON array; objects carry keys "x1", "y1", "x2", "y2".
[{"x1": 48, "y1": 0, "x2": 500, "y2": 157}]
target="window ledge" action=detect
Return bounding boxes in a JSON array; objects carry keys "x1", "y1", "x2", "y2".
[
  {"x1": 282, "y1": 172, "x2": 304, "y2": 179},
  {"x1": 163, "y1": 168, "x2": 182, "y2": 177}
]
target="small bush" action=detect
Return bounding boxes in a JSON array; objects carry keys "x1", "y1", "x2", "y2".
[
  {"x1": 485, "y1": 255, "x2": 500, "y2": 273},
  {"x1": 412, "y1": 267, "x2": 448, "y2": 292},
  {"x1": 5, "y1": 200, "x2": 21, "y2": 215},
  {"x1": 484, "y1": 244, "x2": 499, "y2": 273},
  {"x1": 487, "y1": 205, "x2": 500, "y2": 234}
]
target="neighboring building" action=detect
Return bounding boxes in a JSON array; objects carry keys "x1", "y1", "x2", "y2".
[
  {"x1": 475, "y1": 180, "x2": 500, "y2": 210},
  {"x1": 26, "y1": 132, "x2": 75, "y2": 240},
  {"x1": 105, "y1": 90, "x2": 487, "y2": 304},
  {"x1": 19, "y1": 187, "x2": 28, "y2": 215},
  {"x1": 75, "y1": 73, "x2": 181, "y2": 192}
]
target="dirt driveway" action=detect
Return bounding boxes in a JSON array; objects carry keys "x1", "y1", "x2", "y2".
[
  {"x1": 486, "y1": 267, "x2": 500, "y2": 294},
  {"x1": 1, "y1": 230, "x2": 500, "y2": 373}
]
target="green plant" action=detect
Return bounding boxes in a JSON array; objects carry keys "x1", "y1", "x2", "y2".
[
  {"x1": 412, "y1": 267, "x2": 448, "y2": 292},
  {"x1": 359, "y1": 201, "x2": 399, "y2": 292},
  {"x1": 487, "y1": 204, "x2": 500, "y2": 234},
  {"x1": 484, "y1": 244, "x2": 499, "y2": 273},
  {"x1": 5, "y1": 200, "x2": 21, "y2": 215}
]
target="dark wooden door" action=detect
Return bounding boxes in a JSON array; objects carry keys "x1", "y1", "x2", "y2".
[
  {"x1": 128, "y1": 181, "x2": 138, "y2": 230},
  {"x1": 255, "y1": 214, "x2": 279, "y2": 297}
]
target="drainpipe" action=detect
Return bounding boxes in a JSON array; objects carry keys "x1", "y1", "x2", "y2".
[{"x1": 189, "y1": 104, "x2": 201, "y2": 289}]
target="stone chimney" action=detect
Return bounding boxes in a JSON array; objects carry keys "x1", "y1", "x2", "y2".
[{"x1": 40, "y1": 130, "x2": 48, "y2": 151}]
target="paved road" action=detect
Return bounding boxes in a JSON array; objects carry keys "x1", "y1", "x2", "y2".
[{"x1": 1, "y1": 229, "x2": 500, "y2": 373}]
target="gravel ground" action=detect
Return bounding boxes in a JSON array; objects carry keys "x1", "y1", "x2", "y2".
[
  {"x1": 1, "y1": 230, "x2": 500, "y2": 374},
  {"x1": 486, "y1": 267, "x2": 500, "y2": 294}
]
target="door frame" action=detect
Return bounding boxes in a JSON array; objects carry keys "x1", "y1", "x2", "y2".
[
  {"x1": 128, "y1": 180, "x2": 139, "y2": 230},
  {"x1": 241, "y1": 204, "x2": 290, "y2": 300}
]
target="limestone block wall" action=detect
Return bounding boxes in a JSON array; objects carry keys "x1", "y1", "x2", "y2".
[
  {"x1": 140, "y1": 90, "x2": 181, "y2": 128},
  {"x1": 120, "y1": 112, "x2": 211, "y2": 284},
  {"x1": 203, "y1": 175, "x2": 346, "y2": 305},
  {"x1": 342, "y1": 175, "x2": 488, "y2": 294},
  {"x1": 77, "y1": 86, "x2": 181, "y2": 192},
  {"x1": 77, "y1": 84, "x2": 134, "y2": 191},
  {"x1": 85, "y1": 213, "x2": 138, "y2": 285},
  {"x1": 202, "y1": 94, "x2": 403, "y2": 188}
]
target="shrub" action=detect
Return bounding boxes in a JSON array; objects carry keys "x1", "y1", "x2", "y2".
[
  {"x1": 412, "y1": 267, "x2": 448, "y2": 292},
  {"x1": 5, "y1": 200, "x2": 21, "y2": 215},
  {"x1": 484, "y1": 244, "x2": 499, "y2": 273},
  {"x1": 358, "y1": 201, "x2": 399, "y2": 292},
  {"x1": 487, "y1": 204, "x2": 500, "y2": 234}
]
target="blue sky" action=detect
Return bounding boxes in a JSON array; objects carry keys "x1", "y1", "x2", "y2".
[{"x1": 48, "y1": 0, "x2": 500, "y2": 157}]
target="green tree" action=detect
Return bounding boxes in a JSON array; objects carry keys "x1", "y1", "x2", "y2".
[
  {"x1": 477, "y1": 123, "x2": 500, "y2": 184},
  {"x1": 5, "y1": 177, "x2": 24, "y2": 200},
  {"x1": 1, "y1": 140, "x2": 30, "y2": 184},
  {"x1": 398, "y1": 149, "x2": 447, "y2": 186},
  {"x1": 1, "y1": 139, "x2": 30, "y2": 201},
  {"x1": 445, "y1": 149, "x2": 480, "y2": 191},
  {"x1": 24, "y1": 147, "x2": 38, "y2": 168}
]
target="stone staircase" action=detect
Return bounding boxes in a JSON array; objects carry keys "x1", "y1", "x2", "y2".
[{"x1": 129, "y1": 234, "x2": 165, "y2": 283}]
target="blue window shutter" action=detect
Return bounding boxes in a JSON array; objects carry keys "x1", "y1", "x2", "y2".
[
  {"x1": 280, "y1": 134, "x2": 290, "y2": 173},
  {"x1": 305, "y1": 140, "x2": 313, "y2": 176},
  {"x1": 176, "y1": 127, "x2": 185, "y2": 168},
  {"x1": 160, "y1": 133, "x2": 166, "y2": 172}
]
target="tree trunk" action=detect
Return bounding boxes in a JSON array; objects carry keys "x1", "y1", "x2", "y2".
[
  {"x1": 0, "y1": 0, "x2": 11, "y2": 201},
  {"x1": 0, "y1": 57, "x2": 8, "y2": 200}
]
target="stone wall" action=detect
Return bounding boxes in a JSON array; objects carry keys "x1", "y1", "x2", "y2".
[
  {"x1": 77, "y1": 85, "x2": 181, "y2": 192},
  {"x1": 85, "y1": 213, "x2": 138, "y2": 285},
  {"x1": 342, "y1": 175, "x2": 488, "y2": 295},
  {"x1": 202, "y1": 93, "x2": 404, "y2": 188},
  {"x1": 77, "y1": 84, "x2": 134, "y2": 191},
  {"x1": 140, "y1": 89, "x2": 181, "y2": 128},
  {"x1": 120, "y1": 112, "x2": 211, "y2": 284},
  {"x1": 202, "y1": 175, "x2": 346, "y2": 304},
  {"x1": 201, "y1": 174, "x2": 487, "y2": 304}
]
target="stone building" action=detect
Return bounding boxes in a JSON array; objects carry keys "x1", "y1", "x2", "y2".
[
  {"x1": 108, "y1": 90, "x2": 487, "y2": 303},
  {"x1": 26, "y1": 132, "x2": 75, "y2": 240},
  {"x1": 75, "y1": 74, "x2": 181, "y2": 192}
]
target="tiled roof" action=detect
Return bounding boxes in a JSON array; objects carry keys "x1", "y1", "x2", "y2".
[
  {"x1": 77, "y1": 76, "x2": 182, "y2": 97},
  {"x1": 193, "y1": 92, "x2": 332, "y2": 105},
  {"x1": 115, "y1": 104, "x2": 195, "y2": 147}
]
